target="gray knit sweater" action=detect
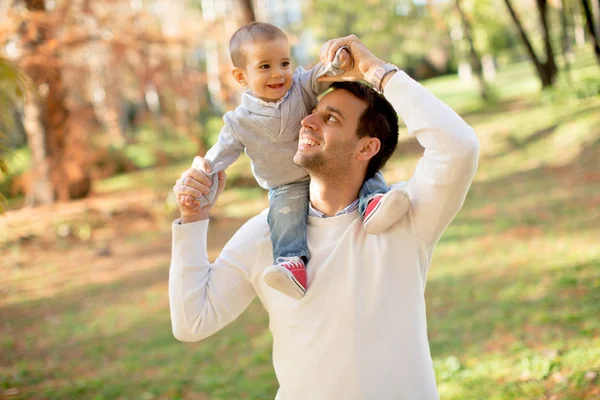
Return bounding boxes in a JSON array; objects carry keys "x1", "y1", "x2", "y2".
[{"x1": 204, "y1": 65, "x2": 329, "y2": 189}]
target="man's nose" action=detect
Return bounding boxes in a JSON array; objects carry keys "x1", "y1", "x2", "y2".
[{"x1": 301, "y1": 113, "x2": 318, "y2": 130}]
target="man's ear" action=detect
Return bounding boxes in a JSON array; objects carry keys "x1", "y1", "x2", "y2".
[
  {"x1": 232, "y1": 68, "x2": 247, "y2": 86},
  {"x1": 356, "y1": 137, "x2": 381, "y2": 162}
]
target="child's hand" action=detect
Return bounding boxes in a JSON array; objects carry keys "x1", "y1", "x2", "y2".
[
  {"x1": 173, "y1": 156, "x2": 226, "y2": 223},
  {"x1": 317, "y1": 35, "x2": 384, "y2": 83},
  {"x1": 192, "y1": 156, "x2": 212, "y2": 175}
]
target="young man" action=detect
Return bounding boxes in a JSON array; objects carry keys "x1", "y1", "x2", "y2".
[
  {"x1": 195, "y1": 22, "x2": 409, "y2": 299},
  {"x1": 170, "y1": 35, "x2": 479, "y2": 399}
]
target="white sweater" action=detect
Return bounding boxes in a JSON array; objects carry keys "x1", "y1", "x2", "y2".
[{"x1": 169, "y1": 71, "x2": 480, "y2": 400}]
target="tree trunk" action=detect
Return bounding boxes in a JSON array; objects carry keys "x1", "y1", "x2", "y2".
[
  {"x1": 455, "y1": 0, "x2": 490, "y2": 101},
  {"x1": 22, "y1": 90, "x2": 53, "y2": 205},
  {"x1": 581, "y1": 0, "x2": 600, "y2": 64},
  {"x1": 238, "y1": 0, "x2": 256, "y2": 23},
  {"x1": 503, "y1": 0, "x2": 557, "y2": 88},
  {"x1": 22, "y1": 0, "x2": 91, "y2": 203},
  {"x1": 574, "y1": 0, "x2": 587, "y2": 46},
  {"x1": 536, "y1": 0, "x2": 558, "y2": 82},
  {"x1": 560, "y1": 0, "x2": 573, "y2": 79},
  {"x1": 201, "y1": 0, "x2": 224, "y2": 110}
]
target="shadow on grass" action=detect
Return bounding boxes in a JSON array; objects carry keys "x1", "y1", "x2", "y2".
[
  {"x1": 3, "y1": 296, "x2": 273, "y2": 400},
  {"x1": 427, "y1": 257, "x2": 600, "y2": 359}
]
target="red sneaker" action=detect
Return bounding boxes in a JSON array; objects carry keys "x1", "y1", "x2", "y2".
[
  {"x1": 363, "y1": 190, "x2": 410, "y2": 234},
  {"x1": 263, "y1": 256, "x2": 307, "y2": 299}
]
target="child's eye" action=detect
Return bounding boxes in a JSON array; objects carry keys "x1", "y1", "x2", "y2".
[
  {"x1": 282, "y1": 61, "x2": 290, "y2": 68},
  {"x1": 259, "y1": 64, "x2": 270, "y2": 69}
]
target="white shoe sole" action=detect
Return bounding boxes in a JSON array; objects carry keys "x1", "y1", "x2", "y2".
[
  {"x1": 263, "y1": 266, "x2": 306, "y2": 299},
  {"x1": 364, "y1": 190, "x2": 410, "y2": 235}
]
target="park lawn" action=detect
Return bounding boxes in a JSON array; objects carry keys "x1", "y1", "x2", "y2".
[{"x1": 1, "y1": 50, "x2": 600, "y2": 399}]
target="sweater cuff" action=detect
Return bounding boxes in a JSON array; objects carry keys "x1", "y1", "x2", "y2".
[
  {"x1": 172, "y1": 219, "x2": 210, "y2": 266},
  {"x1": 382, "y1": 70, "x2": 420, "y2": 121}
]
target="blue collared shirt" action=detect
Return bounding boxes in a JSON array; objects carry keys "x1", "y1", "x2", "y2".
[{"x1": 308, "y1": 199, "x2": 359, "y2": 218}]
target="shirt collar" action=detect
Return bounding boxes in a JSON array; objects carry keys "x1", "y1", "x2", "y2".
[
  {"x1": 308, "y1": 199, "x2": 359, "y2": 218},
  {"x1": 243, "y1": 91, "x2": 289, "y2": 109}
]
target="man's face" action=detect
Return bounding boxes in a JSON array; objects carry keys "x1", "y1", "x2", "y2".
[
  {"x1": 239, "y1": 39, "x2": 293, "y2": 102},
  {"x1": 293, "y1": 89, "x2": 367, "y2": 176}
]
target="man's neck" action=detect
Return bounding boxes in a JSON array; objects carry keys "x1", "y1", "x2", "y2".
[{"x1": 309, "y1": 175, "x2": 363, "y2": 217}]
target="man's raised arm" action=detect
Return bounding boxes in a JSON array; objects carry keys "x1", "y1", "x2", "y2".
[
  {"x1": 383, "y1": 71, "x2": 479, "y2": 247},
  {"x1": 169, "y1": 161, "x2": 257, "y2": 342},
  {"x1": 317, "y1": 35, "x2": 479, "y2": 249}
]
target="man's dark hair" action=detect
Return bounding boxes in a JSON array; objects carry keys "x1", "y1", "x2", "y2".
[
  {"x1": 330, "y1": 81, "x2": 399, "y2": 180},
  {"x1": 229, "y1": 22, "x2": 288, "y2": 68}
]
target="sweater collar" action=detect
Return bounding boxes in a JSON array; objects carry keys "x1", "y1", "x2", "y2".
[{"x1": 243, "y1": 91, "x2": 289, "y2": 109}]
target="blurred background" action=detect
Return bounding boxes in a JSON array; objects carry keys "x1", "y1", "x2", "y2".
[{"x1": 0, "y1": 0, "x2": 599, "y2": 399}]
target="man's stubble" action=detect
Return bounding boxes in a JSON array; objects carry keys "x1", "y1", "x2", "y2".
[{"x1": 294, "y1": 137, "x2": 358, "y2": 181}]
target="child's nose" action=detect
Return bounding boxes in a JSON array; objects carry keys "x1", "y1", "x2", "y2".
[{"x1": 272, "y1": 66, "x2": 283, "y2": 77}]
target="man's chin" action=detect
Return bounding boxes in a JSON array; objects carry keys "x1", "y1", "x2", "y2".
[
  {"x1": 292, "y1": 152, "x2": 303, "y2": 167},
  {"x1": 294, "y1": 152, "x2": 322, "y2": 172}
]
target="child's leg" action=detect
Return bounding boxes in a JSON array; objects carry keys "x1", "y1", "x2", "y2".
[
  {"x1": 263, "y1": 179, "x2": 310, "y2": 299},
  {"x1": 358, "y1": 171, "x2": 389, "y2": 216},
  {"x1": 359, "y1": 171, "x2": 410, "y2": 235}
]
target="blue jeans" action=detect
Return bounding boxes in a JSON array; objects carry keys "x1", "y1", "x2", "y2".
[
  {"x1": 358, "y1": 171, "x2": 389, "y2": 216},
  {"x1": 268, "y1": 179, "x2": 310, "y2": 264}
]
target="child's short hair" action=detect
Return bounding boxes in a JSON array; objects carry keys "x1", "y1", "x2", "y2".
[{"x1": 229, "y1": 22, "x2": 288, "y2": 68}]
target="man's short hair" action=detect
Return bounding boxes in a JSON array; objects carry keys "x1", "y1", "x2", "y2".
[
  {"x1": 229, "y1": 22, "x2": 288, "y2": 68},
  {"x1": 330, "y1": 81, "x2": 399, "y2": 180}
]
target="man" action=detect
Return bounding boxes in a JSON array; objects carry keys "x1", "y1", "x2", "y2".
[{"x1": 170, "y1": 35, "x2": 479, "y2": 399}]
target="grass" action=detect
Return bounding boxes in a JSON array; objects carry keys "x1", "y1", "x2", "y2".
[{"x1": 1, "y1": 48, "x2": 600, "y2": 399}]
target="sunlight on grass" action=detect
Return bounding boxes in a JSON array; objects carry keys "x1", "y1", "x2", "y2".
[{"x1": 2, "y1": 48, "x2": 600, "y2": 399}]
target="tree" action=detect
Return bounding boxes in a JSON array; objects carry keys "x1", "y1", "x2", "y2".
[
  {"x1": 454, "y1": 0, "x2": 491, "y2": 101},
  {"x1": 2, "y1": 0, "x2": 207, "y2": 204},
  {"x1": 18, "y1": 0, "x2": 83, "y2": 204},
  {"x1": 308, "y1": 0, "x2": 454, "y2": 79},
  {"x1": 0, "y1": 58, "x2": 28, "y2": 212},
  {"x1": 559, "y1": 0, "x2": 573, "y2": 73},
  {"x1": 503, "y1": 0, "x2": 558, "y2": 88},
  {"x1": 580, "y1": 0, "x2": 600, "y2": 64}
]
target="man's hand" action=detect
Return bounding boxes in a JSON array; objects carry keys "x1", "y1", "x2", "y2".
[
  {"x1": 173, "y1": 156, "x2": 226, "y2": 224},
  {"x1": 317, "y1": 35, "x2": 386, "y2": 84}
]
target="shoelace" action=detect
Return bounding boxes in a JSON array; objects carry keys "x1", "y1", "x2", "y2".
[{"x1": 275, "y1": 257, "x2": 303, "y2": 269}]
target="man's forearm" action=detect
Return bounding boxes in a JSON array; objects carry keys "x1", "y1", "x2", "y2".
[
  {"x1": 169, "y1": 218, "x2": 257, "y2": 342},
  {"x1": 383, "y1": 70, "x2": 479, "y2": 163}
]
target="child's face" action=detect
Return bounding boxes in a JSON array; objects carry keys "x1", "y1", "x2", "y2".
[{"x1": 235, "y1": 39, "x2": 293, "y2": 102}]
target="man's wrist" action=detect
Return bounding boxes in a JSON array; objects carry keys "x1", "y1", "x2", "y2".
[
  {"x1": 369, "y1": 62, "x2": 399, "y2": 93},
  {"x1": 380, "y1": 70, "x2": 399, "y2": 92},
  {"x1": 364, "y1": 60, "x2": 386, "y2": 86}
]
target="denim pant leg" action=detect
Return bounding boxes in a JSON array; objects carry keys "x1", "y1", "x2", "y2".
[
  {"x1": 268, "y1": 180, "x2": 310, "y2": 264},
  {"x1": 358, "y1": 171, "x2": 389, "y2": 216}
]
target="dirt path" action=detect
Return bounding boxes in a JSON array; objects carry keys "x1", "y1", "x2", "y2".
[{"x1": 0, "y1": 190, "x2": 246, "y2": 307}]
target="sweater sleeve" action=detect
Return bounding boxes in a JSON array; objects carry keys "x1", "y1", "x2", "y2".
[
  {"x1": 384, "y1": 71, "x2": 480, "y2": 248},
  {"x1": 203, "y1": 112, "x2": 245, "y2": 173},
  {"x1": 169, "y1": 218, "x2": 259, "y2": 342},
  {"x1": 295, "y1": 65, "x2": 331, "y2": 99}
]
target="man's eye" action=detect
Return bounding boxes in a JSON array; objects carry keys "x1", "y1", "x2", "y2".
[{"x1": 327, "y1": 114, "x2": 337, "y2": 123}]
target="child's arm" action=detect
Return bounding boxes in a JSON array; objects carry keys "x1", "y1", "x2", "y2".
[
  {"x1": 195, "y1": 115, "x2": 244, "y2": 206},
  {"x1": 295, "y1": 65, "x2": 332, "y2": 99},
  {"x1": 297, "y1": 47, "x2": 353, "y2": 100},
  {"x1": 203, "y1": 114, "x2": 244, "y2": 176}
]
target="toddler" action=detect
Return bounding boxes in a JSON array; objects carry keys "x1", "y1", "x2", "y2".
[{"x1": 196, "y1": 22, "x2": 410, "y2": 299}]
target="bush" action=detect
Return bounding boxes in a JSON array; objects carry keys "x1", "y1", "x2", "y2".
[{"x1": 543, "y1": 76, "x2": 600, "y2": 104}]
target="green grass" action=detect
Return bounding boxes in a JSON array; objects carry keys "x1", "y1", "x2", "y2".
[{"x1": 2, "y1": 48, "x2": 600, "y2": 399}]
